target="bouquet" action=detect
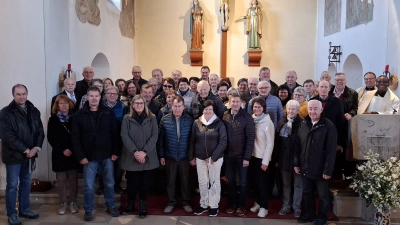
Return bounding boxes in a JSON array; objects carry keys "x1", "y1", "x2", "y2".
[{"x1": 348, "y1": 150, "x2": 400, "y2": 210}]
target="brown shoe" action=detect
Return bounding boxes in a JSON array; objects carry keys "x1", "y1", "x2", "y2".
[
  {"x1": 226, "y1": 205, "x2": 236, "y2": 214},
  {"x1": 235, "y1": 207, "x2": 246, "y2": 217}
]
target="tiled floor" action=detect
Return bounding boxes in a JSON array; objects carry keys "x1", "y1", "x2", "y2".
[{"x1": 0, "y1": 202, "x2": 388, "y2": 225}]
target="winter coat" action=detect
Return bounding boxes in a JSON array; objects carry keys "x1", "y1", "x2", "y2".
[
  {"x1": 0, "y1": 100, "x2": 44, "y2": 165},
  {"x1": 276, "y1": 115, "x2": 301, "y2": 172},
  {"x1": 120, "y1": 114, "x2": 159, "y2": 171}
]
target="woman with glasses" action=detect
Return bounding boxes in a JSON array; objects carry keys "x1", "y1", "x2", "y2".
[
  {"x1": 79, "y1": 78, "x2": 105, "y2": 109},
  {"x1": 121, "y1": 80, "x2": 139, "y2": 107},
  {"x1": 120, "y1": 95, "x2": 159, "y2": 219},
  {"x1": 47, "y1": 95, "x2": 79, "y2": 215},
  {"x1": 154, "y1": 78, "x2": 175, "y2": 109},
  {"x1": 293, "y1": 87, "x2": 308, "y2": 119}
]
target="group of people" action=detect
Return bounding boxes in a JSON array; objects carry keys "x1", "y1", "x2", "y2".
[{"x1": 1, "y1": 64, "x2": 398, "y2": 225}]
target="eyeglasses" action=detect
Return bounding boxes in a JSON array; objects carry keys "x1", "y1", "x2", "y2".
[
  {"x1": 249, "y1": 83, "x2": 258, "y2": 86},
  {"x1": 134, "y1": 102, "x2": 145, "y2": 105},
  {"x1": 107, "y1": 93, "x2": 118, "y2": 96},
  {"x1": 83, "y1": 71, "x2": 94, "y2": 74},
  {"x1": 259, "y1": 87, "x2": 270, "y2": 90},
  {"x1": 163, "y1": 85, "x2": 173, "y2": 88},
  {"x1": 294, "y1": 94, "x2": 304, "y2": 97},
  {"x1": 94, "y1": 85, "x2": 103, "y2": 88}
]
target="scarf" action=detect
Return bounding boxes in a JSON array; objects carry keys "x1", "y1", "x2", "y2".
[
  {"x1": 57, "y1": 111, "x2": 73, "y2": 123},
  {"x1": 201, "y1": 114, "x2": 217, "y2": 126},
  {"x1": 252, "y1": 113, "x2": 266, "y2": 124},
  {"x1": 280, "y1": 116, "x2": 294, "y2": 137}
]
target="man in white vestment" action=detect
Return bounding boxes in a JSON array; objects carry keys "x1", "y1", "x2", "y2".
[{"x1": 358, "y1": 75, "x2": 400, "y2": 114}]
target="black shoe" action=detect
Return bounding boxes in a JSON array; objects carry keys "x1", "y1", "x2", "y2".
[
  {"x1": 209, "y1": 208, "x2": 218, "y2": 217},
  {"x1": 96, "y1": 187, "x2": 103, "y2": 195},
  {"x1": 107, "y1": 207, "x2": 120, "y2": 217},
  {"x1": 84, "y1": 211, "x2": 93, "y2": 221},
  {"x1": 225, "y1": 205, "x2": 236, "y2": 214},
  {"x1": 122, "y1": 199, "x2": 135, "y2": 215},
  {"x1": 194, "y1": 206, "x2": 208, "y2": 215},
  {"x1": 114, "y1": 186, "x2": 123, "y2": 194},
  {"x1": 18, "y1": 209, "x2": 39, "y2": 219},
  {"x1": 139, "y1": 200, "x2": 147, "y2": 219},
  {"x1": 298, "y1": 214, "x2": 316, "y2": 223}
]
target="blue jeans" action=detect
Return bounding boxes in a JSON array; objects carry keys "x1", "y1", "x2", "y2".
[
  {"x1": 224, "y1": 156, "x2": 248, "y2": 208},
  {"x1": 83, "y1": 158, "x2": 116, "y2": 211},
  {"x1": 6, "y1": 161, "x2": 32, "y2": 216}
]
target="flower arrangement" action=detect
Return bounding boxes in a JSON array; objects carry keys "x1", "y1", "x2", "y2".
[{"x1": 348, "y1": 150, "x2": 400, "y2": 210}]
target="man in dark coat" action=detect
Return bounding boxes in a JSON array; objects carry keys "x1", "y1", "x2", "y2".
[
  {"x1": 223, "y1": 93, "x2": 255, "y2": 217},
  {"x1": 259, "y1": 67, "x2": 278, "y2": 96},
  {"x1": 75, "y1": 66, "x2": 94, "y2": 107},
  {"x1": 131, "y1": 66, "x2": 148, "y2": 91},
  {"x1": 0, "y1": 84, "x2": 44, "y2": 225},
  {"x1": 329, "y1": 73, "x2": 358, "y2": 179},
  {"x1": 311, "y1": 80, "x2": 345, "y2": 180},
  {"x1": 71, "y1": 86, "x2": 120, "y2": 221},
  {"x1": 158, "y1": 96, "x2": 194, "y2": 214},
  {"x1": 189, "y1": 81, "x2": 225, "y2": 119},
  {"x1": 294, "y1": 100, "x2": 337, "y2": 225},
  {"x1": 50, "y1": 77, "x2": 77, "y2": 113}
]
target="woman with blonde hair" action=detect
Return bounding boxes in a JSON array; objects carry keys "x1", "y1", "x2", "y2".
[{"x1": 120, "y1": 95, "x2": 159, "y2": 219}]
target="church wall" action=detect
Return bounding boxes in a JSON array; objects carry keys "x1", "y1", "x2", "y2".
[
  {"x1": 135, "y1": 0, "x2": 317, "y2": 86},
  {"x1": 315, "y1": 0, "x2": 389, "y2": 90}
]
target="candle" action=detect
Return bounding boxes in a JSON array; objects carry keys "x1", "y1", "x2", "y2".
[
  {"x1": 385, "y1": 64, "x2": 389, "y2": 71},
  {"x1": 68, "y1": 64, "x2": 71, "y2": 70}
]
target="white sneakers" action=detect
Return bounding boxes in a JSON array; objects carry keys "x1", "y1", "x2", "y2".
[
  {"x1": 58, "y1": 203, "x2": 67, "y2": 215},
  {"x1": 250, "y1": 202, "x2": 268, "y2": 217},
  {"x1": 257, "y1": 208, "x2": 268, "y2": 217},
  {"x1": 250, "y1": 202, "x2": 260, "y2": 212}
]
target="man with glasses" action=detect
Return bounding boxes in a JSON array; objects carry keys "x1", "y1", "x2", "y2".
[
  {"x1": 358, "y1": 75, "x2": 400, "y2": 114},
  {"x1": 328, "y1": 73, "x2": 358, "y2": 180},
  {"x1": 247, "y1": 81, "x2": 283, "y2": 129},
  {"x1": 131, "y1": 66, "x2": 148, "y2": 90},
  {"x1": 76, "y1": 66, "x2": 95, "y2": 107},
  {"x1": 356, "y1": 72, "x2": 377, "y2": 101}
]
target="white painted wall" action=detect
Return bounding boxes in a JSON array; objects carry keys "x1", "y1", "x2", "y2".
[
  {"x1": 315, "y1": 0, "x2": 389, "y2": 90},
  {"x1": 0, "y1": 0, "x2": 135, "y2": 183}
]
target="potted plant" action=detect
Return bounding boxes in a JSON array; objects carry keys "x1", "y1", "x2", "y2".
[{"x1": 348, "y1": 150, "x2": 400, "y2": 225}]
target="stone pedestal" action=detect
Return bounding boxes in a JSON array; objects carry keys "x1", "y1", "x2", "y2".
[
  {"x1": 351, "y1": 115, "x2": 400, "y2": 160},
  {"x1": 189, "y1": 49, "x2": 203, "y2": 66},
  {"x1": 247, "y1": 49, "x2": 262, "y2": 67}
]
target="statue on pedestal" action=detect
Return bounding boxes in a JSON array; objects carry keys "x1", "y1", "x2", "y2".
[
  {"x1": 220, "y1": 0, "x2": 229, "y2": 31},
  {"x1": 240, "y1": 0, "x2": 263, "y2": 49},
  {"x1": 190, "y1": 0, "x2": 204, "y2": 49}
]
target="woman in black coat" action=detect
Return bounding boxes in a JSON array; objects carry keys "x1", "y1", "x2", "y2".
[{"x1": 47, "y1": 95, "x2": 80, "y2": 215}]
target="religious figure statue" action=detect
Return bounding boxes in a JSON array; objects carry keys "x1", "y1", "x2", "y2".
[
  {"x1": 240, "y1": 0, "x2": 263, "y2": 49},
  {"x1": 190, "y1": 0, "x2": 204, "y2": 49},
  {"x1": 220, "y1": 0, "x2": 229, "y2": 31}
]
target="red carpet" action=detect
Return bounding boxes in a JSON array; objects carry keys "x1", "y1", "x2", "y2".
[{"x1": 118, "y1": 193, "x2": 339, "y2": 220}]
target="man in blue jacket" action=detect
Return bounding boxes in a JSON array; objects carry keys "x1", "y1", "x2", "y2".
[{"x1": 158, "y1": 95, "x2": 194, "y2": 214}]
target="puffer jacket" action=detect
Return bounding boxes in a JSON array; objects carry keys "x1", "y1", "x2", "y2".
[
  {"x1": 189, "y1": 93, "x2": 225, "y2": 119},
  {"x1": 0, "y1": 100, "x2": 44, "y2": 165},
  {"x1": 222, "y1": 108, "x2": 255, "y2": 161},
  {"x1": 276, "y1": 115, "x2": 301, "y2": 172},
  {"x1": 294, "y1": 115, "x2": 337, "y2": 179},
  {"x1": 188, "y1": 116, "x2": 227, "y2": 162},
  {"x1": 71, "y1": 102, "x2": 120, "y2": 161},
  {"x1": 157, "y1": 112, "x2": 193, "y2": 161}
]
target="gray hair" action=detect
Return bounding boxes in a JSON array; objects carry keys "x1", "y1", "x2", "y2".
[
  {"x1": 248, "y1": 76, "x2": 259, "y2": 84},
  {"x1": 171, "y1": 70, "x2": 182, "y2": 76},
  {"x1": 83, "y1": 66, "x2": 94, "y2": 73},
  {"x1": 286, "y1": 100, "x2": 300, "y2": 110},
  {"x1": 258, "y1": 80, "x2": 271, "y2": 88},
  {"x1": 63, "y1": 77, "x2": 76, "y2": 86},
  {"x1": 148, "y1": 77, "x2": 159, "y2": 84},
  {"x1": 294, "y1": 87, "x2": 307, "y2": 97},
  {"x1": 105, "y1": 86, "x2": 119, "y2": 93},
  {"x1": 227, "y1": 87, "x2": 239, "y2": 95},
  {"x1": 89, "y1": 78, "x2": 104, "y2": 86},
  {"x1": 152, "y1": 68, "x2": 163, "y2": 76},
  {"x1": 320, "y1": 71, "x2": 330, "y2": 80},
  {"x1": 209, "y1": 73, "x2": 219, "y2": 79},
  {"x1": 308, "y1": 99, "x2": 322, "y2": 109}
]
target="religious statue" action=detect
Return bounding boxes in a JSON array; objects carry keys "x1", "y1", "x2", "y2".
[
  {"x1": 220, "y1": 0, "x2": 229, "y2": 31},
  {"x1": 190, "y1": 0, "x2": 204, "y2": 49},
  {"x1": 240, "y1": 0, "x2": 263, "y2": 49}
]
